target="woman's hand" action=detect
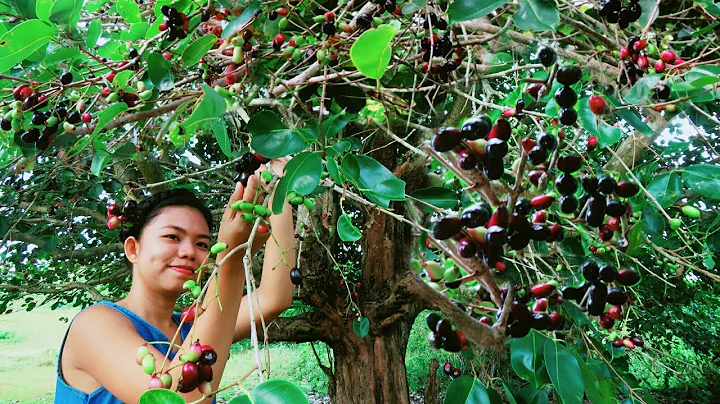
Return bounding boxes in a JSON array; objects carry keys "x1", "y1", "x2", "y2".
[{"x1": 217, "y1": 173, "x2": 271, "y2": 257}]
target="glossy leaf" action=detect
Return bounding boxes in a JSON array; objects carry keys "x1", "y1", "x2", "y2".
[
  {"x1": 272, "y1": 152, "x2": 323, "y2": 214},
  {"x1": 448, "y1": 0, "x2": 508, "y2": 24},
  {"x1": 338, "y1": 213, "x2": 362, "y2": 242},
  {"x1": 646, "y1": 172, "x2": 683, "y2": 208},
  {"x1": 578, "y1": 97, "x2": 599, "y2": 136},
  {"x1": 183, "y1": 84, "x2": 225, "y2": 131},
  {"x1": 444, "y1": 376, "x2": 493, "y2": 404},
  {"x1": 606, "y1": 95, "x2": 653, "y2": 135},
  {"x1": 249, "y1": 111, "x2": 309, "y2": 159},
  {"x1": 221, "y1": 3, "x2": 260, "y2": 38},
  {"x1": 229, "y1": 379, "x2": 309, "y2": 404},
  {"x1": 517, "y1": 385, "x2": 550, "y2": 404},
  {"x1": 350, "y1": 24, "x2": 397, "y2": 80},
  {"x1": 138, "y1": 389, "x2": 185, "y2": 404},
  {"x1": 510, "y1": 330, "x2": 552, "y2": 386},
  {"x1": 410, "y1": 187, "x2": 459, "y2": 210},
  {"x1": 623, "y1": 74, "x2": 662, "y2": 104},
  {"x1": 116, "y1": 0, "x2": 142, "y2": 23},
  {"x1": 682, "y1": 164, "x2": 720, "y2": 199},
  {"x1": 637, "y1": 0, "x2": 659, "y2": 28},
  {"x1": 326, "y1": 158, "x2": 343, "y2": 184},
  {"x1": 112, "y1": 70, "x2": 134, "y2": 91},
  {"x1": 211, "y1": 120, "x2": 233, "y2": 159},
  {"x1": 147, "y1": 52, "x2": 175, "y2": 91},
  {"x1": 0, "y1": 19, "x2": 55, "y2": 73},
  {"x1": 574, "y1": 352, "x2": 614, "y2": 404},
  {"x1": 544, "y1": 339, "x2": 584, "y2": 404},
  {"x1": 340, "y1": 155, "x2": 406, "y2": 208},
  {"x1": 36, "y1": 0, "x2": 83, "y2": 25},
  {"x1": 353, "y1": 316, "x2": 370, "y2": 338},
  {"x1": 86, "y1": 19, "x2": 102, "y2": 48},
  {"x1": 182, "y1": 35, "x2": 218, "y2": 67},
  {"x1": 90, "y1": 149, "x2": 111, "y2": 176},
  {"x1": 502, "y1": 381, "x2": 519, "y2": 404},
  {"x1": 91, "y1": 102, "x2": 129, "y2": 137},
  {"x1": 320, "y1": 111, "x2": 353, "y2": 138},
  {"x1": 513, "y1": 0, "x2": 559, "y2": 31},
  {"x1": 598, "y1": 121, "x2": 621, "y2": 147},
  {"x1": 625, "y1": 220, "x2": 647, "y2": 257}
]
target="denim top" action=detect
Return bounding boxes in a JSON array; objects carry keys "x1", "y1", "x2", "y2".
[{"x1": 54, "y1": 301, "x2": 198, "y2": 403}]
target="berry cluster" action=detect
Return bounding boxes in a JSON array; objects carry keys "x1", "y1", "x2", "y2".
[
  {"x1": 562, "y1": 260, "x2": 640, "y2": 330},
  {"x1": 443, "y1": 361, "x2": 463, "y2": 379},
  {"x1": 597, "y1": 0, "x2": 642, "y2": 29},
  {"x1": 425, "y1": 312, "x2": 469, "y2": 352},
  {"x1": 617, "y1": 36, "x2": 650, "y2": 85},
  {"x1": 554, "y1": 66, "x2": 582, "y2": 125},
  {"x1": 106, "y1": 200, "x2": 138, "y2": 230},
  {"x1": 376, "y1": 0, "x2": 401, "y2": 14},
  {"x1": 2, "y1": 84, "x2": 55, "y2": 150},
  {"x1": 137, "y1": 340, "x2": 217, "y2": 395},
  {"x1": 612, "y1": 335, "x2": 644, "y2": 349},
  {"x1": 419, "y1": 35, "x2": 465, "y2": 80},
  {"x1": 653, "y1": 49, "x2": 683, "y2": 74},
  {"x1": 233, "y1": 152, "x2": 269, "y2": 186},
  {"x1": 576, "y1": 174, "x2": 639, "y2": 239},
  {"x1": 503, "y1": 283, "x2": 564, "y2": 338},
  {"x1": 158, "y1": 5, "x2": 190, "y2": 41}
]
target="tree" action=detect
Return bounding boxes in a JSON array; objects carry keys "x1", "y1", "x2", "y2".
[{"x1": 1, "y1": 0, "x2": 719, "y2": 402}]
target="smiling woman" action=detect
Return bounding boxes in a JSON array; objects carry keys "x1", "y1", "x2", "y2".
[{"x1": 53, "y1": 160, "x2": 297, "y2": 404}]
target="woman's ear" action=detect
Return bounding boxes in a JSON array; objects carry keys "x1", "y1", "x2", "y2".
[{"x1": 124, "y1": 236, "x2": 140, "y2": 263}]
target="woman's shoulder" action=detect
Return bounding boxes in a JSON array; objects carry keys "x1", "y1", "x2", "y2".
[{"x1": 69, "y1": 302, "x2": 136, "y2": 335}]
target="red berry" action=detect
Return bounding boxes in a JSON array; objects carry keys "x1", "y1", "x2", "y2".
[
  {"x1": 521, "y1": 138, "x2": 537, "y2": 155},
  {"x1": 258, "y1": 223, "x2": 268, "y2": 233},
  {"x1": 637, "y1": 55, "x2": 649, "y2": 70},
  {"x1": 106, "y1": 72, "x2": 116, "y2": 83},
  {"x1": 20, "y1": 86, "x2": 33, "y2": 99},
  {"x1": 548, "y1": 312, "x2": 563, "y2": 330},
  {"x1": 163, "y1": 52, "x2": 173, "y2": 60},
  {"x1": 181, "y1": 362, "x2": 200, "y2": 388},
  {"x1": 623, "y1": 338, "x2": 635, "y2": 349},
  {"x1": 225, "y1": 73, "x2": 236, "y2": 85},
  {"x1": 479, "y1": 316, "x2": 492, "y2": 326},
  {"x1": 619, "y1": 47, "x2": 630, "y2": 60},
  {"x1": 274, "y1": 33, "x2": 286, "y2": 44},
  {"x1": 148, "y1": 375, "x2": 164, "y2": 389},
  {"x1": 530, "y1": 195, "x2": 554, "y2": 210},
  {"x1": 530, "y1": 283, "x2": 556, "y2": 298},
  {"x1": 277, "y1": 7, "x2": 288, "y2": 16},
  {"x1": 107, "y1": 203, "x2": 121, "y2": 217},
  {"x1": 588, "y1": 95, "x2": 606, "y2": 115},
  {"x1": 81, "y1": 112, "x2": 92, "y2": 123},
  {"x1": 607, "y1": 217, "x2": 621, "y2": 231},
  {"x1": 632, "y1": 39, "x2": 646, "y2": 51},
  {"x1": 532, "y1": 210, "x2": 547, "y2": 224},
  {"x1": 102, "y1": 87, "x2": 111, "y2": 96},
  {"x1": 660, "y1": 50, "x2": 676, "y2": 64},
  {"x1": 612, "y1": 339, "x2": 624, "y2": 348},
  {"x1": 533, "y1": 298, "x2": 548, "y2": 312},
  {"x1": 589, "y1": 245, "x2": 597, "y2": 252},
  {"x1": 674, "y1": 58, "x2": 685, "y2": 66},
  {"x1": 324, "y1": 11, "x2": 335, "y2": 22},
  {"x1": 587, "y1": 135, "x2": 599, "y2": 150},
  {"x1": 494, "y1": 261, "x2": 506, "y2": 272},
  {"x1": 654, "y1": 60, "x2": 666, "y2": 73},
  {"x1": 607, "y1": 305, "x2": 622, "y2": 320},
  {"x1": 159, "y1": 22, "x2": 168, "y2": 31},
  {"x1": 107, "y1": 216, "x2": 121, "y2": 230},
  {"x1": 502, "y1": 108, "x2": 516, "y2": 117}
]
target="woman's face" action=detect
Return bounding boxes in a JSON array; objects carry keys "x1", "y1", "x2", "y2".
[{"x1": 126, "y1": 206, "x2": 211, "y2": 294}]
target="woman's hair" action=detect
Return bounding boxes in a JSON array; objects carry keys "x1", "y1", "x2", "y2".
[{"x1": 119, "y1": 188, "x2": 213, "y2": 269}]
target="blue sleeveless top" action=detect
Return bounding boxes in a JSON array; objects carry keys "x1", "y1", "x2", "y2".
[{"x1": 54, "y1": 301, "x2": 195, "y2": 403}]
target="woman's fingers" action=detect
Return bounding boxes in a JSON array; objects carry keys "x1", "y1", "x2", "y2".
[{"x1": 223, "y1": 181, "x2": 244, "y2": 223}]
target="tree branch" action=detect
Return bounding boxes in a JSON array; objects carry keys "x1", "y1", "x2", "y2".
[{"x1": 261, "y1": 311, "x2": 337, "y2": 344}]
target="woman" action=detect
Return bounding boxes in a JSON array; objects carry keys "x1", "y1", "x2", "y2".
[{"x1": 54, "y1": 161, "x2": 297, "y2": 403}]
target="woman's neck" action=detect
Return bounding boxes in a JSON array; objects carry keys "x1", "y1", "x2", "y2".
[{"x1": 116, "y1": 282, "x2": 179, "y2": 333}]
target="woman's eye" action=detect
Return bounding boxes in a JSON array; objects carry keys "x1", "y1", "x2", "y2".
[
  {"x1": 198, "y1": 243, "x2": 209, "y2": 249},
  {"x1": 165, "y1": 235, "x2": 179, "y2": 240}
]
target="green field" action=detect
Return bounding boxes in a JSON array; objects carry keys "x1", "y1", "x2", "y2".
[{"x1": 0, "y1": 307, "x2": 330, "y2": 403}]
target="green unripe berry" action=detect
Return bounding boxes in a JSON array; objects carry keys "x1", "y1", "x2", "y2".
[
  {"x1": 294, "y1": 36, "x2": 306, "y2": 46},
  {"x1": 304, "y1": 198, "x2": 315, "y2": 211},
  {"x1": 372, "y1": 17, "x2": 382, "y2": 25},
  {"x1": 443, "y1": 268, "x2": 459, "y2": 282},
  {"x1": 139, "y1": 90, "x2": 153, "y2": 101},
  {"x1": 107, "y1": 92, "x2": 119, "y2": 103},
  {"x1": 141, "y1": 353, "x2": 155, "y2": 375},
  {"x1": 191, "y1": 285, "x2": 202, "y2": 298},
  {"x1": 210, "y1": 242, "x2": 228, "y2": 254},
  {"x1": 11, "y1": 119, "x2": 23, "y2": 131},
  {"x1": 290, "y1": 196, "x2": 304, "y2": 205},
  {"x1": 313, "y1": 15, "x2": 325, "y2": 23},
  {"x1": 136, "y1": 344, "x2": 150, "y2": 365},
  {"x1": 261, "y1": 170, "x2": 272, "y2": 183},
  {"x1": 63, "y1": 122, "x2": 75, "y2": 132},
  {"x1": 11, "y1": 110, "x2": 22, "y2": 120},
  {"x1": 681, "y1": 205, "x2": 700, "y2": 219},
  {"x1": 278, "y1": 17, "x2": 289, "y2": 30},
  {"x1": 232, "y1": 46, "x2": 244, "y2": 64},
  {"x1": 214, "y1": 86, "x2": 230, "y2": 99},
  {"x1": 317, "y1": 49, "x2": 326, "y2": 62},
  {"x1": 136, "y1": 81, "x2": 147, "y2": 92},
  {"x1": 241, "y1": 212, "x2": 254, "y2": 222},
  {"x1": 45, "y1": 116, "x2": 58, "y2": 127},
  {"x1": 3, "y1": 110, "x2": 13, "y2": 121},
  {"x1": 283, "y1": 46, "x2": 296, "y2": 58},
  {"x1": 669, "y1": 218, "x2": 682, "y2": 230},
  {"x1": 183, "y1": 280, "x2": 196, "y2": 290},
  {"x1": 292, "y1": 48, "x2": 303, "y2": 61},
  {"x1": 68, "y1": 91, "x2": 81, "y2": 102},
  {"x1": 253, "y1": 205, "x2": 268, "y2": 217},
  {"x1": 229, "y1": 83, "x2": 242, "y2": 95},
  {"x1": 287, "y1": 191, "x2": 298, "y2": 200}
]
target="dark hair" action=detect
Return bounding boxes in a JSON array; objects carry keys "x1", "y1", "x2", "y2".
[{"x1": 119, "y1": 188, "x2": 213, "y2": 269}]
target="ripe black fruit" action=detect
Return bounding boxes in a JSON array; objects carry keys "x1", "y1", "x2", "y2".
[
  {"x1": 554, "y1": 86, "x2": 578, "y2": 108},
  {"x1": 21, "y1": 128, "x2": 40, "y2": 143},
  {"x1": 556, "y1": 66, "x2": 582, "y2": 86},
  {"x1": 485, "y1": 138, "x2": 508, "y2": 158},
  {"x1": 31, "y1": 112, "x2": 46, "y2": 125},
  {"x1": 530, "y1": 224, "x2": 549, "y2": 241},
  {"x1": 128, "y1": 48, "x2": 138, "y2": 58},
  {"x1": 432, "y1": 216, "x2": 462, "y2": 240},
  {"x1": 582, "y1": 261, "x2": 600, "y2": 282},
  {"x1": 322, "y1": 22, "x2": 336, "y2": 35},
  {"x1": 560, "y1": 195, "x2": 578, "y2": 213},
  {"x1": 509, "y1": 321, "x2": 531, "y2": 338},
  {"x1": 483, "y1": 155, "x2": 504, "y2": 180},
  {"x1": 60, "y1": 71, "x2": 73, "y2": 85},
  {"x1": 0, "y1": 119, "x2": 10, "y2": 131},
  {"x1": 616, "y1": 180, "x2": 639, "y2": 198},
  {"x1": 432, "y1": 127, "x2": 462, "y2": 152},
  {"x1": 457, "y1": 150, "x2": 477, "y2": 170},
  {"x1": 655, "y1": 84, "x2": 671, "y2": 100},
  {"x1": 461, "y1": 204, "x2": 491, "y2": 228},
  {"x1": 290, "y1": 268, "x2": 302, "y2": 285},
  {"x1": 599, "y1": 264, "x2": 618, "y2": 282},
  {"x1": 538, "y1": 47, "x2": 556, "y2": 67},
  {"x1": 598, "y1": 176, "x2": 617, "y2": 194},
  {"x1": 528, "y1": 146, "x2": 548, "y2": 165},
  {"x1": 426, "y1": 312, "x2": 441, "y2": 331},
  {"x1": 36, "y1": 134, "x2": 51, "y2": 150},
  {"x1": 530, "y1": 313, "x2": 550, "y2": 330},
  {"x1": 555, "y1": 174, "x2": 578, "y2": 195},
  {"x1": 588, "y1": 195, "x2": 607, "y2": 216},
  {"x1": 587, "y1": 282, "x2": 608, "y2": 316},
  {"x1": 581, "y1": 176, "x2": 598, "y2": 194},
  {"x1": 508, "y1": 232, "x2": 531, "y2": 250},
  {"x1": 435, "y1": 319, "x2": 453, "y2": 337},
  {"x1": 558, "y1": 107, "x2": 578, "y2": 125},
  {"x1": 514, "y1": 198, "x2": 531, "y2": 215},
  {"x1": 485, "y1": 225, "x2": 507, "y2": 246},
  {"x1": 537, "y1": 132, "x2": 557, "y2": 151},
  {"x1": 606, "y1": 288, "x2": 628, "y2": 305},
  {"x1": 461, "y1": 116, "x2": 491, "y2": 140},
  {"x1": 556, "y1": 153, "x2": 582, "y2": 173},
  {"x1": 268, "y1": 10, "x2": 278, "y2": 20},
  {"x1": 605, "y1": 199, "x2": 627, "y2": 217},
  {"x1": 200, "y1": 349, "x2": 217, "y2": 365}
]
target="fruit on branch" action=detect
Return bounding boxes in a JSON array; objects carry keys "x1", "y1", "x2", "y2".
[
  {"x1": 431, "y1": 127, "x2": 462, "y2": 152},
  {"x1": 616, "y1": 268, "x2": 640, "y2": 285},
  {"x1": 654, "y1": 83, "x2": 671, "y2": 100},
  {"x1": 460, "y1": 204, "x2": 491, "y2": 228},
  {"x1": 432, "y1": 215, "x2": 462, "y2": 240},
  {"x1": 660, "y1": 50, "x2": 677, "y2": 64},
  {"x1": 538, "y1": 46, "x2": 556, "y2": 67},
  {"x1": 606, "y1": 288, "x2": 629, "y2": 305},
  {"x1": 556, "y1": 66, "x2": 582, "y2": 86},
  {"x1": 460, "y1": 115, "x2": 491, "y2": 140},
  {"x1": 558, "y1": 107, "x2": 578, "y2": 125},
  {"x1": 588, "y1": 95, "x2": 607, "y2": 115},
  {"x1": 554, "y1": 86, "x2": 578, "y2": 107},
  {"x1": 60, "y1": 71, "x2": 73, "y2": 85}
]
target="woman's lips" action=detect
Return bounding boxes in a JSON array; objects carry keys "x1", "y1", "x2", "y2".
[{"x1": 171, "y1": 266, "x2": 195, "y2": 276}]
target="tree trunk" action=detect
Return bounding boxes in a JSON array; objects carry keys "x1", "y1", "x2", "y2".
[{"x1": 330, "y1": 319, "x2": 415, "y2": 404}]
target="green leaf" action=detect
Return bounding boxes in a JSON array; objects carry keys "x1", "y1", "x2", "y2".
[
  {"x1": 221, "y1": 3, "x2": 260, "y2": 38},
  {"x1": 320, "y1": 111, "x2": 353, "y2": 138},
  {"x1": 211, "y1": 120, "x2": 233, "y2": 159},
  {"x1": 598, "y1": 121, "x2": 621, "y2": 147},
  {"x1": 350, "y1": 24, "x2": 397, "y2": 80},
  {"x1": 444, "y1": 376, "x2": 493, "y2": 404},
  {"x1": 646, "y1": 172, "x2": 683, "y2": 208},
  {"x1": 510, "y1": 330, "x2": 552, "y2": 386},
  {"x1": 410, "y1": 187, "x2": 459, "y2": 211},
  {"x1": 116, "y1": 0, "x2": 142, "y2": 23},
  {"x1": 36, "y1": 0, "x2": 83, "y2": 25},
  {"x1": 682, "y1": 164, "x2": 720, "y2": 199},
  {"x1": 228, "y1": 379, "x2": 309, "y2": 404},
  {"x1": 7, "y1": 0, "x2": 38, "y2": 18},
  {"x1": 147, "y1": 52, "x2": 175, "y2": 91},
  {"x1": 502, "y1": 381, "x2": 519, "y2": 404},
  {"x1": 182, "y1": 35, "x2": 218, "y2": 67},
  {"x1": 606, "y1": 96, "x2": 653, "y2": 135},
  {"x1": 0, "y1": 19, "x2": 55, "y2": 73},
  {"x1": 625, "y1": 220, "x2": 647, "y2": 257},
  {"x1": 353, "y1": 316, "x2": 370, "y2": 338},
  {"x1": 642, "y1": 205, "x2": 664, "y2": 238},
  {"x1": 448, "y1": 0, "x2": 508, "y2": 24},
  {"x1": 696, "y1": 0, "x2": 720, "y2": 16},
  {"x1": 90, "y1": 149, "x2": 111, "y2": 176},
  {"x1": 120, "y1": 22, "x2": 149, "y2": 41},
  {"x1": 44, "y1": 48, "x2": 81, "y2": 65},
  {"x1": 91, "y1": 102, "x2": 129, "y2": 137},
  {"x1": 340, "y1": 155, "x2": 406, "y2": 208},
  {"x1": 338, "y1": 213, "x2": 362, "y2": 242},
  {"x1": 513, "y1": 0, "x2": 560, "y2": 32},
  {"x1": 139, "y1": 389, "x2": 185, "y2": 404},
  {"x1": 624, "y1": 74, "x2": 662, "y2": 104},
  {"x1": 249, "y1": 111, "x2": 309, "y2": 159},
  {"x1": 326, "y1": 140, "x2": 352, "y2": 157},
  {"x1": 637, "y1": 0, "x2": 659, "y2": 28},
  {"x1": 577, "y1": 97, "x2": 599, "y2": 136},
  {"x1": 544, "y1": 339, "x2": 584, "y2": 404},
  {"x1": 112, "y1": 70, "x2": 134, "y2": 91},
  {"x1": 272, "y1": 152, "x2": 323, "y2": 214},
  {"x1": 183, "y1": 84, "x2": 225, "y2": 131}
]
